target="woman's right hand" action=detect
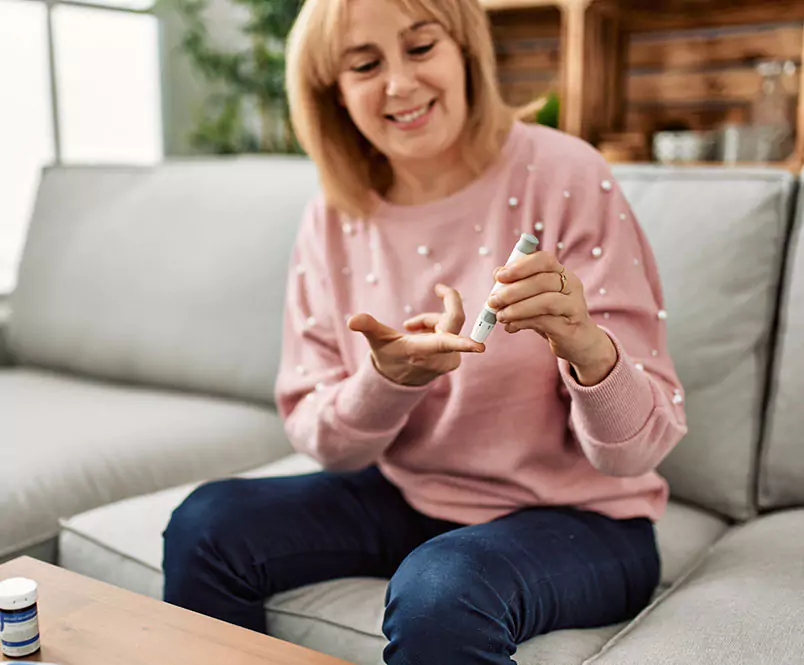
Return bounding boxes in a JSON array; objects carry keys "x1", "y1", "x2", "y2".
[{"x1": 348, "y1": 284, "x2": 485, "y2": 387}]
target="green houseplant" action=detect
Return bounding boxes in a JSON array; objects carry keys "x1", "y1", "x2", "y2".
[{"x1": 167, "y1": 0, "x2": 303, "y2": 154}]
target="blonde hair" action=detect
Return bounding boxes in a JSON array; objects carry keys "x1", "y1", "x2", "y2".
[{"x1": 286, "y1": 0, "x2": 515, "y2": 219}]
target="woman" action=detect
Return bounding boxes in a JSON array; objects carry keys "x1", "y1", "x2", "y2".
[{"x1": 162, "y1": 0, "x2": 688, "y2": 662}]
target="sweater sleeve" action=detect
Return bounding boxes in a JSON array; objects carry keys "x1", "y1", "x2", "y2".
[
  {"x1": 555, "y1": 147, "x2": 688, "y2": 477},
  {"x1": 273, "y1": 198, "x2": 431, "y2": 471}
]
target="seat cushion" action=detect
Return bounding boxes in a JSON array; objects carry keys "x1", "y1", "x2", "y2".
[
  {"x1": 8, "y1": 158, "x2": 320, "y2": 404},
  {"x1": 2, "y1": 367, "x2": 292, "y2": 561},
  {"x1": 59, "y1": 453, "x2": 729, "y2": 665},
  {"x1": 760, "y1": 176, "x2": 804, "y2": 510},
  {"x1": 586, "y1": 509, "x2": 804, "y2": 665},
  {"x1": 613, "y1": 166, "x2": 794, "y2": 520}
]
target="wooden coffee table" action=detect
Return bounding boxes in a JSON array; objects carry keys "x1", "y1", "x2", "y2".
[{"x1": 0, "y1": 557, "x2": 354, "y2": 664}]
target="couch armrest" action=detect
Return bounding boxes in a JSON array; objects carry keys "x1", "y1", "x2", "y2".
[{"x1": 0, "y1": 302, "x2": 12, "y2": 367}]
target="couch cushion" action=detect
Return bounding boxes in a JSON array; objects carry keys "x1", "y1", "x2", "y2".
[
  {"x1": 586, "y1": 509, "x2": 804, "y2": 665},
  {"x1": 759, "y1": 176, "x2": 804, "y2": 509},
  {"x1": 59, "y1": 453, "x2": 729, "y2": 665},
  {"x1": 266, "y1": 577, "x2": 624, "y2": 665},
  {"x1": 1, "y1": 367, "x2": 291, "y2": 561},
  {"x1": 613, "y1": 166, "x2": 794, "y2": 520},
  {"x1": 8, "y1": 158, "x2": 319, "y2": 405}
]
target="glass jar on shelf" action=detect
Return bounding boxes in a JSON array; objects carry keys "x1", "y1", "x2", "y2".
[{"x1": 750, "y1": 60, "x2": 796, "y2": 163}]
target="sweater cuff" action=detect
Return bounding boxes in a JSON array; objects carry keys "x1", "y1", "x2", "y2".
[
  {"x1": 559, "y1": 331, "x2": 654, "y2": 444},
  {"x1": 337, "y1": 354, "x2": 432, "y2": 433}
]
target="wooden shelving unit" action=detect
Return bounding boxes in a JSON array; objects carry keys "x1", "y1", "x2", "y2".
[{"x1": 483, "y1": 0, "x2": 804, "y2": 169}]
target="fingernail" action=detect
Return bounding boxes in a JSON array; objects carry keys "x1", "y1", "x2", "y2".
[
  {"x1": 488, "y1": 296, "x2": 500, "y2": 308},
  {"x1": 496, "y1": 270, "x2": 508, "y2": 281}
]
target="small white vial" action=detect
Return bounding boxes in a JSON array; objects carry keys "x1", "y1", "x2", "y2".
[{"x1": 0, "y1": 577, "x2": 40, "y2": 657}]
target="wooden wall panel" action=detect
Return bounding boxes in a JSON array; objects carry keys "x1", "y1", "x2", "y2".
[
  {"x1": 623, "y1": 0, "x2": 804, "y2": 32},
  {"x1": 487, "y1": 2, "x2": 804, "y2": 165},
  {"x1": 626, "y1": 103, "x2": 751, "y2": 136},
  {"x1": 495, "y1": 48, "x2": 561, "y2": 72},
  {"x1": 491, "y1": 7, "x2": 561, "y2": 112},
  {"x1": 497, "y1": 79, "x2": 556, "y2": 106},
  {"x1": 623, "y1": 22, "x2": 802, "y2": 139},
  {"x1": 628, "y1": 25, "x2": 802, "y2": 70},
  {"x1": 627, "y1": 68, "x2": 799, "y2": 105}
]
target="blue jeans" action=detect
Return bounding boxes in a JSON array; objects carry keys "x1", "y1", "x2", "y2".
[{"x1": 162, "y1": 467, "x2": 659, "y2": 665}]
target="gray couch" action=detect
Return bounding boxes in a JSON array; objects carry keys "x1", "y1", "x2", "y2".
[{"x1": 2, "y1": 159, "x2": 803, "y2": 664}]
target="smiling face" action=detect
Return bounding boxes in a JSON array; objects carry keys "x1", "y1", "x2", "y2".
[{"x1": 336, "y1": 0, "x2": 469, "y2": 167}]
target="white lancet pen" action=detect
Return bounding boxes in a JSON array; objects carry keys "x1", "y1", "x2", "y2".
[{"x1": 470, "y1": 233, "x2": 540, "y2": 344}]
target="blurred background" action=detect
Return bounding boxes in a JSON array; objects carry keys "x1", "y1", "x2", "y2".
[{"x1": 2, "y1": 0, "x2": 803, "y2": 297}]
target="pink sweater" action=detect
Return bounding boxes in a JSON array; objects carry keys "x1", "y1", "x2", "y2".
[{"x1": 275, "y1": 121, "x2": 687, "y2": 524}]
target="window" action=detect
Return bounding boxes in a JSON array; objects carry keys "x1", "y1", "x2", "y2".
[{"x1": 0, "y1": 0, "x2": 163, "y2": 294}]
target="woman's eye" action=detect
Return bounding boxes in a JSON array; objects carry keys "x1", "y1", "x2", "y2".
[
  {"x1": 352, "y1": 60, "x2": 380, "y2": 74},
  {"x1": 409, "y1": 42, "x2": 436, "y2": 56}
]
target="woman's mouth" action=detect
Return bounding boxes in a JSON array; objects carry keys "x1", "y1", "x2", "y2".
[{"x1": 385, "y1": 99, "x2": 437, "y2": 129}]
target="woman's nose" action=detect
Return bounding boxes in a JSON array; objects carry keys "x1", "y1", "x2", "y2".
[{"x1": 385, "y1": 63, "x2": 418, "y2": 98}]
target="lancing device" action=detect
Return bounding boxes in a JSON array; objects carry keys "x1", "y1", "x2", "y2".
[{"x1": 470, "y1": 232, "x2": 540, "y2": 344}]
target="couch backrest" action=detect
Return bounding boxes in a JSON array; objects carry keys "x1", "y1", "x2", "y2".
[
  {"x1": 8, "y1": 158, "x2": 319, "y2": 405},
  {"x1": 759, "y1": 174, "x2": 804, "y2": 510},
  {"x1": 613, "y1": 166, "x2": 794, "y2": 521}
]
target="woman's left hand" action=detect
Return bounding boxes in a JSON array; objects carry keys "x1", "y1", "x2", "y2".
[{"x1": 487, "y1": 252, "x2": 618, "y2": 386}]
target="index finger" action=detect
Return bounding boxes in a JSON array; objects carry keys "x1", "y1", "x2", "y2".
[
  {"x1": 408, "y1": 332, "x2": 484, "y2": 356},
  {"x1": 497, "y1": 251, "x2": 562, "y2": 283}
]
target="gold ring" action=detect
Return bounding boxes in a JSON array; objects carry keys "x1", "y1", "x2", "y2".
[{"x1": 558, "y1": 268, "x2": 568, "y2": 294}]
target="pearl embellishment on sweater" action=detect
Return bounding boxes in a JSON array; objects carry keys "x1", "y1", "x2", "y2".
[
  {"x1": 479, "y1": 246, "x2": 490, "y2": 256},
  {"x1": 417, "y1": 245, "x2": 431, "y2": 257},
  {"x1": 592, "y1": 246, "x2": 603, "y2": 258},
  {"x1": 366, "y1": 273, "x2": 378, "y2": 284},
  {"x1": 306, "y1": 316, "x2": 317, "y2": 328},
  {"x1": 658, "y1": 309, "x2": 668, "y2": 320},
  {"x1": 534, "y1": 221, "x2": 545, "y2": 232},
  {"x1": 508, "y1": 197, "x2": 519, "y2": 208},
  {"x1": 601, "y1": 180, "x2": 613, "y2": 192}
]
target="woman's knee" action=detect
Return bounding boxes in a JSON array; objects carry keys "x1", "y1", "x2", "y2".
[
  {"x1": 383, "y1": 536, "x2": 517, "y2": 663},
  {"x1": 385, "y1": 535, "x2": 507, "y2": 625},
  {"x1": 163, "y1": 478, "x2": 250, "y2": 557}
]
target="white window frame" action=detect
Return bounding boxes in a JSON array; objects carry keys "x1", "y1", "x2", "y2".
[{"x1": 19, "y1": 0, "x2": 159, "y2": 165}]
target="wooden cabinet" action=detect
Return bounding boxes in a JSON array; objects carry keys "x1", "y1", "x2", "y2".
[{"x1": 483, "y1": 0, "x2": 804, "y2": 168}]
